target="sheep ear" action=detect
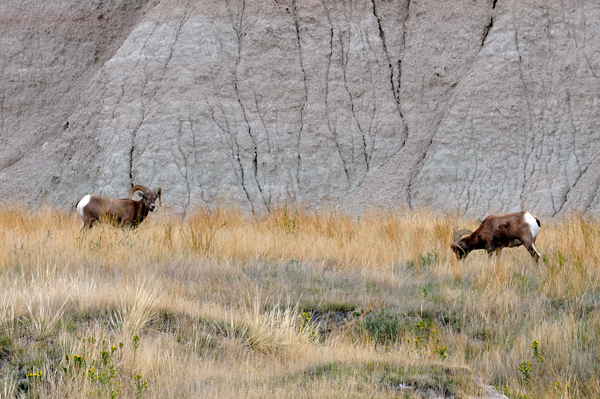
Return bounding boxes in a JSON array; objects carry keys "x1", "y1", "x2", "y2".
[{"x1": 156, "y1": 188, "x2": 162, "y2": 205}]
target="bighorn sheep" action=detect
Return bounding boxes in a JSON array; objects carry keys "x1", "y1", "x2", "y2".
[
  {"x1": 76, "y1": 185, "x2": 162, "y2": 229},
  {"x1": 451, "y1": 211, "x2": 541, "y2": 261}
]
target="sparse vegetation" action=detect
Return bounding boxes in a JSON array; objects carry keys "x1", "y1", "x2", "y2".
[
  {"x1": 0, "y1": 204, "x2": 598, "y2": 398},
  {"x1": 363, "y1": 309, "x2": 400, "y2": 346}
]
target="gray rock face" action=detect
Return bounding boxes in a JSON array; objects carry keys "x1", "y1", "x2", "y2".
[
  {"x1": 0, "y1": 0, "x2": 150, "y2": 202},
  {"x1": 344, "y1": 0, "x2": 600, "y2": 218},
  {"x1": 1, "y1": 0, "x2": 600, "y2": 218}
]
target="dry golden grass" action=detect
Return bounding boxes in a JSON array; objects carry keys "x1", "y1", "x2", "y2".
[{"x1": 0, "y1": 204, "x2": 599, "y2": 398}]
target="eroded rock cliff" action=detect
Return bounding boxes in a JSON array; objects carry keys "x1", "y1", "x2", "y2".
[{"x1": 1, "y1": 0, "x2": 599, "y2": 217}]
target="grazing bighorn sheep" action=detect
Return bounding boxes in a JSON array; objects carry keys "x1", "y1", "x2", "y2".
[
  {"x1": 451, "y1": 211, "x2": 541, "y2": 261},
  {"x1": 76, "y1": 185, "x2": 162, "y2": 229}
]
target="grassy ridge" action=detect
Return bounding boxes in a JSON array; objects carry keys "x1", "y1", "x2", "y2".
[{"x1": 0, "y1": 205, "x2": 598, "y2": 398}]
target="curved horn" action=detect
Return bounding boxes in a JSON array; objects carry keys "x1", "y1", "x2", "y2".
[
  {"x1": 453, "y1": 229, "x2": 472, "y2": 243},
  {"x1": 129, "y1": 185, "x2": 149, "y2": 200},
  {"x1": 451, "y1": 243, "x2": 466, "y2": 256}
]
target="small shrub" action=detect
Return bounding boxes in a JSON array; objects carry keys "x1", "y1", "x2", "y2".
[
  {"x1": 436, "y1": 346, "x2": 447, "y2": 360},
  {"x1": 530, "y1": 340, "x2": 543, "y2": 362},
  {"x1": 518, "y1": 361, "x2": 532, "y2": 383},
  {"x1": 363, "y1": 309, "x2": 400, "y2": 345},
  {"x1": 133, "y1": 373, "x2": 148, "y2": 399},
  {"x1": 63, "y1": 338, "x2": 148, "y2": 399}
]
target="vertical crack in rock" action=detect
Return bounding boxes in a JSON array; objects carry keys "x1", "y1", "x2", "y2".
[
  {"x1": 163, "y1": 14, "x2": 187, "y2": 74},
  {"x1": 0, "y1": 94, "x2": 5, "y2": 141},
  {"x1": 406, "y1": 137, "x2": 434, "y2": 210},
  {"x1": 210, "y1": 103, "x2": 255, "y2": 214},
  {"x1": 174, "y1": 119, "x2": 191, "y2": 214},
  {"x1": 397, "y1": 58, "x2": 403, "y2": 109},
  {"x1": 113, "y1": 26, "x2": 155, "y2": 187},
  {"x1": 371, "y1": 0, "x2": 402, "y2": 119},
  {"x1": 339, "y1": 28, "x2": 370, "y2": 175},
  {"x1": 464, "y1": 120, "x2": 481, "y2": 213},
  {"x1": 481, "y1": 17, "x2": 493, "y2": 46},
  {"x1": 321, "y1": 4, "x2": 351, "y2": 187},
  {"x1": 128, "y1": 23, "x2": 161, "y2": 186},
  {"x1": 130, "y1": 13, "x2": 186, "y2": 188},
  {"x1": 478, "y1": 1, "x2": 498, "y2": 51},
  {"x1": 159, "y1": 12, "x2": 189, "y2": 199},
  {"x1": 129, "y1": 107, "x2": 148, "y2": 186},
  {"x1": 128, "y1": 142, "x2": 136, "y2": 186},
  {"x1": 227, "y1": 0, "x2": 263, "y2": 213},
  {"x1": 233, "y1": 70, "x2": 267, "y2": 211},
  {"x1": 357, "y1": 31, "x2": 374, "y2": 175},
  {"x1": 253, "y1": 93, "x2": 272, "y2": 154},
  {"x1": 399, "y1": 0, "x2": 411, "y2": 145},
  {"x1": 292, "y1": 0, "x2": 308, "y2": 198},
  {"x1": 566, "y1": 89, "x2": 582, "y2": 172},
  {"x1": 402, "y1": 0, "x2": 411, "y2": 51},
  {"x1": 513, "y1": 26, "x2": 537, "y2": 203},
  {"x1": 557, "y1": 163, "x2": 587, "y2": 217},
  {"x1": 360, "y1": 29, "x2": 380, "y2": 176},
  {"x1": 253, "y1": 93, "x2": 273, "y2": 210},
  {"x1": 556, "y1": 89, "x2": 584, "y2": 216},
  {"x1": 228, "y1": 0, "x2": 276, "y2": 213},
  {"x1": 492, "y1": 0, "x2": 499, "y2": 9},
  {"x1": 237, "y1": 10, "x2": 267, "y2": 211},
  {"x1": 580, "y1": 152, "x2": 600, "y2": 213},
  {"x1": 581, "y1": 14, "x2": 599, "y2": 79},
  {"x1": 190, "y1": 121, "x2": 203, "y2": 208}
]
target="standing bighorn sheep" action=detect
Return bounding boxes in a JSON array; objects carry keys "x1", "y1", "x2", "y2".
[
  {"x1": 451, "y1": 211, "x2": 541, "y2": 261},
  {"x1": 76, "y1": 185, "x2": 162, "y2": 229}
]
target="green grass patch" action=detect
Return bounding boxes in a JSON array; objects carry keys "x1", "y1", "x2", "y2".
[
  {"x1": 363, "y1": 309, "x2": 400, "y2": 345},
  {"x1": 285, "y1": 361, "x2": 477, "y2": 397}
]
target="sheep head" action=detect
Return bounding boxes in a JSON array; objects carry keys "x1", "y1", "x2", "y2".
[
  {"x1": 450, "y1": 229, "x2": 472, "y2": 260},
  {"x1": 130, "y1": 185, "x2": 162, "y2": 212}
]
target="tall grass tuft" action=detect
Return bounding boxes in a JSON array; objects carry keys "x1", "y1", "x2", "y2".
[{"x1": 109, "y1": 282, "x2": 159, "y2": 334}]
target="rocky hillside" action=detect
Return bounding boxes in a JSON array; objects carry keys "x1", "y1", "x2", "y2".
[{"x1": 1, "y1": 0, "x2": 599, "y2": 217}]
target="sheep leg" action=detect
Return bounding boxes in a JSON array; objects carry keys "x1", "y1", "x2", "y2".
[
  {"x1": 485, "y1": 243, "x2": 496, "y2": 257},
  {"x1": 520, "y1": 234, "x2": 540, "y2": 261},
  {"x1": 80, "y1": 218, "x2": 92, "y2": 231},
  {"x1": 486, "y1": 250, "x2": 501, "y2": 258},
  {"x1": 82, "y1": 217, "x2": 98, "y2": 230},
  {"x1": 527, "y1": 243, "x2": 541, "y2": 261}
]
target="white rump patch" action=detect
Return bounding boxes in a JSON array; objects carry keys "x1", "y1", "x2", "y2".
[
  {"x1": 524, "y1": 212, "x2": 540, "y2": 240},
  {"x1": 77, "y1": 195, "x2": 91, "y2": 219}
]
